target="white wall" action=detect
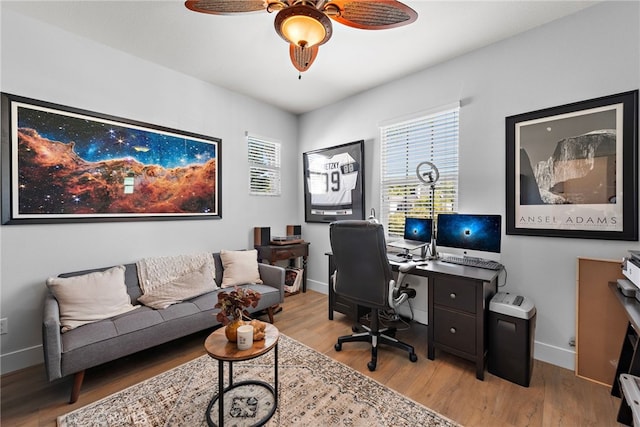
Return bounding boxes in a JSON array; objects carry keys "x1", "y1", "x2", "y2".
[
  {"x1": 0, "y1": 9, "x2": 298, "y2": 373},
  {"x1": 298, "y1": 1, "x2": 640, "y2": 370}
]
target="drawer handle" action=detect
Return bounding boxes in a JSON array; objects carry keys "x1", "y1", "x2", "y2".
[
  {"x1": 450, "y1": 293, "x2": 457, "y2": 299},
  {"x1": 450, "y1": 327, "x2": 457, "y2": 334}
]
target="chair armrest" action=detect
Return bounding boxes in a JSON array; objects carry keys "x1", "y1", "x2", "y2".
[
  {"x1": 389, "y1": 262, "x2": 417, "y2": 308},
  {"x1": 258, "y1": 263, "x2": 285, "y2": 303},
  {"x1": 42, "y1": 292, "x2": 63, "y2": 381}
]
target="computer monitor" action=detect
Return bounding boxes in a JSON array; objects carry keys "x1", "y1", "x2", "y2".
[
  {"x1": 436, "y1": 214, "x2": 502, "y2": 261},
  {"x1": 388, "y1": 217, "x2": 433, "y2": 252}
]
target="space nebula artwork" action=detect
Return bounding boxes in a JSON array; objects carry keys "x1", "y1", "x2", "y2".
[{"x1": 1, "y1": 94, "x2": 221, "y2": 224}]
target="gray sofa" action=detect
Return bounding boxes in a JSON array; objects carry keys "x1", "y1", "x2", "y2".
[{"x1": 42, "y1": 252, "x2": 285, "y2": 403}]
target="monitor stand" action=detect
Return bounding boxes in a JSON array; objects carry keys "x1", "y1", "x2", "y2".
[{"x1": 424, "y1": 239, "x2": 439, "y2": 260}]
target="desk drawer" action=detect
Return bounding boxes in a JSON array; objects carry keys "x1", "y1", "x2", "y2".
[
  {"x1": 434, "y1": 307, "x2": 476, "y2": 355},
  {"x1": 433, "y1": 277, "x2": 476, "y2": 313}
]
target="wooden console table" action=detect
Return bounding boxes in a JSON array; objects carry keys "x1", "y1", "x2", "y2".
[{"x1": 256, "y1": 242, "x2": 310, "y2": 293}]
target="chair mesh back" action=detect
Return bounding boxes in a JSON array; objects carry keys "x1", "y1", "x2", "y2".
[{"x1": 329, "y1": 220, "x2": 393, "y2": 309}]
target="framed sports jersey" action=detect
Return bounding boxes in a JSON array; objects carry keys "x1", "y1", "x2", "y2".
[{"x1": 303, "y1": 140, "x2": 364, "y2": 223}]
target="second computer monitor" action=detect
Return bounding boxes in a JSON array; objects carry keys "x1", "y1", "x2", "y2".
[{"x1": 404, "y1": 217, "x2": 432, "y2": 243}]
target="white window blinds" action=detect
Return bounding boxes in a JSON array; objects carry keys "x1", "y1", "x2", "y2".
[
  {"x1": 379, "y1": 105, "x2": 459, "y2": 238},
  {"x1": 247, "y1": 133, "x2": 281, "y2": 196}
]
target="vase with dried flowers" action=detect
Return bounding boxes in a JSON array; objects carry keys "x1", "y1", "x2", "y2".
[{"x1": 215, "y1": 286, "x2": 261, "y2": 342}]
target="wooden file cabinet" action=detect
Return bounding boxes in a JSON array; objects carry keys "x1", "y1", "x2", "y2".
[{"x1": 427, "y1": 266, "x2": 498, "y2": 381}]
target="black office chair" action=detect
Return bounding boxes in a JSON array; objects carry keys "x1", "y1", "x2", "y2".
[{"x1": 330, "y1": 220, "x2": 418, "y2": 371}]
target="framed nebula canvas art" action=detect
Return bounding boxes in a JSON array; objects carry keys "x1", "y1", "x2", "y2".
[{"x1": 1, "y1": 93, "x2": 221, "y2": 224}]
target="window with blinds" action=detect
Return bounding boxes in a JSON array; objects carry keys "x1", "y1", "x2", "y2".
[
  {"x1": 379, "y1": 104, "x2": 459, "y2": 238},
  {"x1": 247, "y1": 133, "x2": 281, "y2": 196}
]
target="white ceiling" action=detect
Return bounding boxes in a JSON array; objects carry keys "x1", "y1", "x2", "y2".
[{"x1": 4, "y1": 1, "x2": 599, "y2": 114}]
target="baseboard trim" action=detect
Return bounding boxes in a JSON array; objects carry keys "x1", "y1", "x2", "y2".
[
  {"x1": 533, "y1": 341, "x2": 575, "y2": 371},
  {"x1": 307, "y1": 279, "x2": 328, "y2": 295},
  {"x1": 1, "y1": 344, "x2": 43, "y2": 375}
]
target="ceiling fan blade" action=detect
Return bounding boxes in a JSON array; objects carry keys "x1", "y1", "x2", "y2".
[
  {"x1": 184, "y1": 0, "x2": 268, "y2": 15},
  {"x1": 327, "y1": 0, "x2": 417, "y2": 30},
  {"x1": 290, "y1": 44, "x2": 319, "y2": 72}
]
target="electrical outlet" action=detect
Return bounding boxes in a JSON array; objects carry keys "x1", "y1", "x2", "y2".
[{"x1": 0, "y1": 318, "x2": 8, "y2": 335}]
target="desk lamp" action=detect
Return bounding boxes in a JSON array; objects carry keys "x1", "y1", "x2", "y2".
[{"x1": 416, "y1": 161, "x2": 440, "y2": 260}]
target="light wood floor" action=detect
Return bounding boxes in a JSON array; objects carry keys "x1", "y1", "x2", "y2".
[{"x1": 1, "y1": 290, "x2": 621, "y2": 426}]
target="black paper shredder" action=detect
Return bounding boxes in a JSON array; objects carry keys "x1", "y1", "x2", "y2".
[{"x1": 488, "y1": 292, "x2": 536, "y2": 387}]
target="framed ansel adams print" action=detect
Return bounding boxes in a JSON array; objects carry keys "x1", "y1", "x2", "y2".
[
  {"x1": 1, "y1": 93, "x2": 221, "y2": 224},
  {"x1": 303, "y1": 140, "x2": 365, "y2": 223},
  {"x1": 506, "y1": 90, "x2": 638, "y2": 240}
]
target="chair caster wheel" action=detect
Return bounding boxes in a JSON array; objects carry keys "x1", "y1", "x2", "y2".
[
  {"x1": 367, "y1": 361, "x2": 377, "y2": 371},
  {"x1": 335, "y1": 343, "x2": 342, "y2": 351},
  {"x1": 409, "y1": 353, "x2": 417, "y2": 363}
]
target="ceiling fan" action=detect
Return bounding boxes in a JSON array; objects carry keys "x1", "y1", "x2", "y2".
[{"x1": 184, "y1": 0, "x2": 418, "y2": 75}]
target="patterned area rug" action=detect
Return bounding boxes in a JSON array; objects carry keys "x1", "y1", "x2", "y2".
[{"x1": 58, "y1": 334, "x2": 459, "y2": 426}]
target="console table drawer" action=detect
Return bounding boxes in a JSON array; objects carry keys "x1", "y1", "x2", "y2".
[
  {"x1": 433, "y1": 307, "x2": 476, "y2": 355},
  {"x1": 433, "y1": 278, "x2": 476, "y2": 313},
  {"x1": 270, "y1": 248, "x2": 305, "y2": 260}
]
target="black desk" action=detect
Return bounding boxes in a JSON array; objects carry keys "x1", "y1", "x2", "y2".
[{"x1": 325, "y1": 252, "x2": 500, "y2": 380}]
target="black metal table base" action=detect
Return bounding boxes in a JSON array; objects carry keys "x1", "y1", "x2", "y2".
[{"x1": 206, "y1": 343, "x2": 278, "y2": 427}]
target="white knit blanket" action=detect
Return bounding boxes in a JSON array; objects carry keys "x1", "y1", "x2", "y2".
[{"x1": 136, "y1": 253, "x2": 217, "y2": 294}]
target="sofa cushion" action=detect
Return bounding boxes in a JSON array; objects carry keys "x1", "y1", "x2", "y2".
[
  {"x1": 61, "y1": 306, "x2": 163, "y2": 351},
  {"x1": 137, "y1": 263, "x2": 218, "y2": 309},
  {"x1": 220, "y1": 249, "x2": 263, "y2": 288},
  {"x1": 47, "y1": 265, "x2": 138, "y2": 333},
  {"x1": 156, "y1": 302, "x2": 200, "y2": 322}
]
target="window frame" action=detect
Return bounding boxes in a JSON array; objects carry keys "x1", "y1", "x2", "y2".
[
  {"x1": 379, "y1": 103, "x2": 460, "y2": 239},
  {"x1": 247, "y1": 132, "x2": 281, "y2": 196}
]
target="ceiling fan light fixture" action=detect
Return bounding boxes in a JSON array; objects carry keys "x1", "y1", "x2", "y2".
[{"x1": 275, "y1": 4, "x2": 332, "y2": 48}]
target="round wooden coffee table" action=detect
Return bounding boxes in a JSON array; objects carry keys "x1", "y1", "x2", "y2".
[{"x1": 204, "y1": 323, "x2": 279, "y2": 427}]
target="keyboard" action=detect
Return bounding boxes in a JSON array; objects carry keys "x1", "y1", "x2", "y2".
[{"x1": 439, "y1": 255, "x2": 503, "y2": 271}]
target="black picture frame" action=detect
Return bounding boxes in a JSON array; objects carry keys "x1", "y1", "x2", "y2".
[
  {"x1": 1, "y1": 93, "x2": 222, "y2": 224},
  {"x1": 506, "y1": 90, "x2": 638, "y2": 240},
  {"x1": 303, "y1": 140, "x2": 365, "y2": 223}
]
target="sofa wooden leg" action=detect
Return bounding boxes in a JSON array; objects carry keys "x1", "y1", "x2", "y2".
[
  {"x1": 70, "y1": 370, "x2": 85, "y2": 404},
  {"x1": 267, "y1": 306, "x2": 275, "y2": 323}
]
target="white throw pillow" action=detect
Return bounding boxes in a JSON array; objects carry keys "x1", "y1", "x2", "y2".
[
  {"x1": 138, "y1": 262, "x2": 218, "y2": 309},
  {"x1": 46, "y1": 265, "x2": 138, "y2": 333},
  {"x1": 220, "y1": 249, "x2": 263, "y2": 288}
]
